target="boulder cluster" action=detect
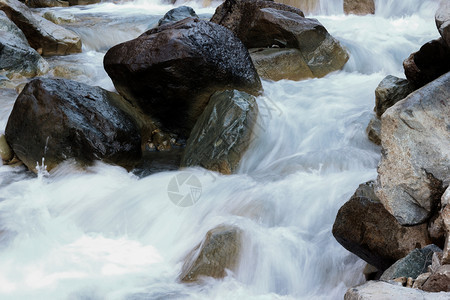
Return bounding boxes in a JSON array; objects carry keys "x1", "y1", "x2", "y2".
[
  {"x1": 1, "y1": 0, "x2": 348, "y2": 177},
  {"x1": 334, "y1": 1, "x2": 450, "y2": 297}
]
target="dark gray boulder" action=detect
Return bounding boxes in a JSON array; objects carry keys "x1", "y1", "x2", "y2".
[
  {"x1": 158, "y1": 6, "x2": 198, "y2": 26},
  {"x1": 374, "y1": 75, "x2": 414, "y2": 118},
  {"x1": 104, "y1": 18, "x2": 262, "y2": 138},
  {"x1": 5, "y1": 78, "x2": 142, "y2": 172}
]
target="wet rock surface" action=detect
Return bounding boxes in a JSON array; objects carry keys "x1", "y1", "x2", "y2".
[
  {"x1": 0, "y1": 0, "x2": 82, "y2": 55},
  {"x1": 211, "y1": 0, "x2": 348, "y2": 78},
  {"x1": 333, "y1": 181, "x2": 431, "y2": 271},
  {"x1": 104, "y1": 18, "x2": 261, "y2": 138},
  {"x1": 157, "y1": 6, "x2": 198, "y2": 26},
  {"x1": 181, "y1": 90, "x2": 258, "y2": 175},
  {"x1": 0, "y1": 11, "x2": 48, "y2": 78},
  {"x1": 374, "y1": 75, "x2": 414, "y2": 118},
  {"x1": 5, "y1": 78, "x2": 142, "y2": 172}
]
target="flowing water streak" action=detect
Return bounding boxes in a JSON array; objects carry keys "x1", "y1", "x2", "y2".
[{"x1": 0, "y1": 0, "x2": 442, "y2": 298}]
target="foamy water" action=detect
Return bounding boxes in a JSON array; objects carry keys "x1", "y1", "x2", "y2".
[{"x1": 0, "y1": 0, "x2": 441, "y2": 299}]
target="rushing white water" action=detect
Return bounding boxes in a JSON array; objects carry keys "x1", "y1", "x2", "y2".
[{"x1": 0, "y1": 0, "x2": 441, "y2": 299}]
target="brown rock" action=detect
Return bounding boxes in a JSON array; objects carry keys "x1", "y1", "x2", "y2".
[
  {"x1": 413, "y1": 272, "x2": 431, "y2": 289},
  {"x1": 179, "y1": 225, "x2": 242, "y2": 282},
  {"x1": 211, "y1": 0, "x2": 349, "y2": 78},
  {"x1": 249, "y1": 48, "x2": 313, "y2": 81},
  {"x1": 442, "y1": 206, "x2": 450, "y2": 264},
  {"x1": 332, "y1": 181, "x2": 431, "y2": 271},
  {"x1": 375, "y1": 72, "x2": 450, "y2": 225},
  {"x1": 25, "y1": 0, "x2": 68, "y2": 7},
  {"x1": 344, "y1": 0, "x2": 375, "y2": 15},
  {"x1": 104, "y1": 18, "x2": 262, "y2": 138},
  {"x1": 274, "y1": 0, "x2": 319, "y2": 14},
  {"x1": 366, "y1": 117, "x2": 381, "y2": 145},
  {"x1": 0, "y1": 134, "x2": 13, "y2": 162},
  {"x1": 403, "y1": 38, "x2": 450, "y2": 89},
  {"x1": 68, "y1": 0, "x2": 99, "y2": 5},
  {"x1": 0, "y1": 0, "x2": 81, "y2": 56},
  {"x1": 421, "y1": 265, "x2": 450, "y2": 292}
]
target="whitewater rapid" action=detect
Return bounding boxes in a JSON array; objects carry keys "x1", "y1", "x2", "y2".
[{"x1": 0, "y1": 0, "x2": 441, "y2": 299}]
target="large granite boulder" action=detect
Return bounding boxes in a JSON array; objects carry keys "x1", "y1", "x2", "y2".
[
  {"x1": 333, "y1": 181, "x2": 431, "y2": 271},
  {"x1": 179, "y1": 225, "x2": 242, "y2": 282},
  {"x1": 5, "y1": 78, "x2": 142, "y2": 172},
  {"x1": 249, "y1": 48, "x2": 313, "y2": 81},
  {"x1": 181, "y1": 90, "x2": 258, "y2": 174},
  {"x1": 403, "y1": 38, "x2": 450, "y2": 89},
  {"x1": 0, "y1": 0, "x2": 82, "y2": 56},
  {"x1": 380, "y1": 245, "x2": 442, "y2": 281},
  {"x1": 157, "y1": 6, "x2": 198, "y2": 26},
  {"x1": 345, "y1": 280, "x2": 450, "y2": 300},
  {"x1": 211, "y1": 0, "x2": 348, "y2": 78},
  {"x1": 344, "y1": 0, "x2": 375, "y2": 15},
  {"x1": 375, "y1": 72, "x2": 450, "y2": 225},
  {"x1": 436, "y1": 0, "x2": 450, "y2": 47},
  {"x1": 104, "y1": 18, "x2": 261, "y2": 138},
  {"x1": 374, "y1": 75, "x2": 415, "y2": 118},
  {"x1": 0, "y1": 11, "x2": 48, "y2": 78}
]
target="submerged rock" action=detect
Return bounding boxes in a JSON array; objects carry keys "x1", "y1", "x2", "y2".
[
  {"x1": 211, "y1": 0, "x2": 349, "y2": 78},
  {"x1": 403, "y1": 38, "x2": 450, "y2": 89},
  {"x1": 374, "y1": 75, "x2": 414, "y2": 118},
  {"x1": 68, "y1": 0, "x2": 100, "y2": 5},
  {"x1": 0, "y1": 134, "x2": 13, "y2": 162},
  {"x1": 249, "y1": 48, "x2": 313, "y2": 81},
  {"x1": 181, "y1": 90, "x2": 258, "y2": 174},
  {"x1": 180, "y1": 225, "x2": 242, "y2": 282},
  {"x1": 344, "y1": 0, "x2": 375, "y2": 15},
  {"x1": 345, "y1": 280, "x2": 450, "y2": 300},
  {"x1": 5, "y1": 78, "x2": 142, "y2": 172},
  {"x1": 0, "y1": 0, "x2": 82, "y2": 56},
  {"x1": 0, "y1": 11, "x2": 48, "y2": 78},
  {"x1": 436, "y1": 0, "x2": 450, "y2": 47},
  {"x1": 157, "y1": 6, "x2": 198, "y2": 26},
  {"x1": 332, "y1": 181, "x2": 431, "y2": 271},
  {"x1": 375, "y1": 72, "x2": 450, "y2": 225},
  {"x1": 104, "y1": 18, "x2": 261, "y2": 138},
  {"x1": 380, "y1": 245, "x2": 441, "y2": 281}
]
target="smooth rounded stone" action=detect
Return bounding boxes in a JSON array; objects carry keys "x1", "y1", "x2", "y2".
[
  {"x1": 403, "y1": 38, "x2": 450, "y2": 89},
  {"x1": 436, "y1": 0, "x2": 450, "y2": 47},
  {"x1": 158, "y1": 6, "x2": 198, "y2": 26},
  {"x1": 0, "y1": 11, "x2": 48, "y2": 78},
  {"x1": 380, "y1": 245, "x2": 442, "y2": 281},
  {"x1": 0, "y1": 0, "x2": 82, "y2": 56},
  {"x1": 366, "y1": 117, "x2": 381, "y2": 145},
  {"x1": 421, "y1": 265, "x2": 450, "y2": 292},
  {"x1": 42, "y1": 11, "x2": 76, "y2": 24},
  {"x1": 211, "y1": 0, "x2": 349, "y2": 78},
  {"x1": 5, "y1": 78, "x2": 142, "y2": 173},
  {"x1": 25, "y1": 0, "x2": 68, "y2": 7},
  {"x1": 344, "y1": 0, "x2": 375, "y2": 15},
  {"x1": 249, "y1": 48, "x2": 313, "y2": 81},
  {"x1": 375, "y1": 75, "x2": 415, "y2": 118},
  {"x1": 345, "y1": 280, "x2": 450, "y2": 300},
  {"x1": 180, "y1": 225, "x2": 242, "y2": 282},
  {"x1": 68, "y1": 0, "x2": 100, "y2": 5},
  {"x1": 332, "y1": 181, "x2": 431, "y2": 271},
  {"x1": 0, "y1": 134, "x2": 13, "y2": 162},
  {"x1": 181, "y1": 90, "x2": 258, "y2": 174},
  {"x1": 375, "y1": 72, "x2": 450, "y2": 226},
  {"x1": 104, "y1": 18, "x2": 262, "y2": 138}
]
